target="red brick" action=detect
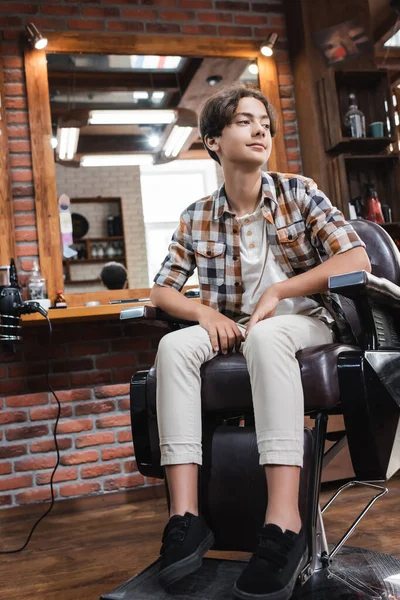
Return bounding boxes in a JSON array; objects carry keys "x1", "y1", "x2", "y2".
[
  {"x1": 270, "y1": 14, "x2": 286, "y2": 27},
  {"x1": 161, "y1": 9, "x2": 195, "y2": 20},
  {"x1": 6, "y1": 425, "x2": 48, "y2": 441},
  {"x1": 219, "y1": 25, "x2": 252, "y2": 36},
  {"x1": 60, "y1": 450, "x2": 99, "y2": 466},
  {"x1": 67, "y1": 18, "x2": 105, "y2": 30},
  {"x1": 137, "y1": 351, "x2": 156, "y2": 366},
  {"x1": 112, "y1": 367, "x2": 134, "y2": 384},
  {"x1": 95, "y1": 383, "x2": 129, "y2": 399},
  {"x1": 0, "y1": 444, "x2": 27, "y2": 459},
  {"x1": 216, "y1": 1, "x2": 249, "y2": 9},
  {"x1": 117, "y1": 430, "x2": 132, "y2": 443},
  {"x1": 16, "y1": 488, "x2": 56, "y2": 504},
  {"x1": 118, "y1": 398, "x2": 130, "y2": 411},
  {"x1": 124, "y1": 460, "x2": 138, "y2": 473},
  {"x1": 281, "y1": 98, "x2": 295, "y2": 110},
  {"x1": 250, "y1": 2, "x2": 282, "y2": 13},
  {"x1": 15, "y1": 228, "x2": 37, "y2": 241},
  {"x1": 111, "y1": 338, "x2": 150, "y2": 352},
  {"x1": 0, "y1": 495, "x2": 12, "y2": 506},
  {"x1": 60, "y1": 482, "x2": 101, "y2": 497},
  {"x1": 12, "y1": 185, "x2": 34, "y2": 198},
  {"x1": 0, "y1": 474, "x2": 32, "y2": 491},
  {"x1": 31, "y1": 16, "x2": 68, "y2": 29},
  {"x1": 16, "y1": 243, "x2": 39, "y2": 257},
  {"x1": 68, "y1": 342, "x2": 109, "y2": 357},
  {"x1": 30, "y1": 405, "x2": 72, "y2": 421},
  {"x1": 12, "y1": 198, "x2": 34, "y2": 211},
  {"x1": 178, "y1": 0, "x2": 213, "y2": 6},
  {"x1": 71, "y1": 370, "x2": 111, "y2": 387},
  {"x1": 141, "y1": 0, "x2": 176, "y2": 5},
  {"x1": 0, "y1": 379, "x2": 24, "y2": 394},
  {"x1": 15, "y1": 456, "x2": 56, "y2": 472},
  {"x1": 81, "y1": 463, "x2": 121, "y2": 479},
  {"x1": 145, "y1": 23, "x2": 181, "y2": 34},
  {"x1": 14, "y1": 214, "x2": 35, "y2": 227},
  {"x1": 102, "y1": 446, "x2": 134, "y2": 461},
  {"x1": 235, "y1": 14, "x2": 268, "y2": 25},
  {"x1": 6, "y1": 392, "x2": 48, "y2": 407},
  {"x1": 75, "y1": 432, "x2": 115, "y2": 448},
  {"x1": 7, "y1": 124, "x2": 29, "y2": 139},
  {"x1": 20, "y1": 260, "x2": 35, "y2": 272},
  {"x1": 0, "y1": 16, "x2": 22, "y2": 27},
  {"x1": 0, "y1": 463, "x2": 12, "y2": 475},
  {"x1": 122, "y1": 8, "x2": 158, "y2": 19},
  {"x1": 52, "y1": 358, "x2": 93, "y2": 373},
  {"x1": 36, "y1": 467, "x2": 78, "y2": 485},
  {"x1": 104, "y1": 474, "x2": 144, "y2": 491},
  {"x1": 75, "y1": 401, "x2": 115, "y2": 416},
  {"x1": 0, "y1": 410, "x2": 27, "y2": 425},
  {"x1": 96, "y1": 414, "x2": 131, "y2": 428},
  {"x1": 283, "y1": 123, "x2": 298, "y2": 136},
  {"x1": 4, "y1": 83, "x2": 25, "y2": 96},
  {"x1": 282, "y1": 110, "x2": 297, "y2": 122},
  {"x1": 0, "y1": 2, "x2": 39, "y2": 14},
  {"x1": 30, "y1": 438, "x2": 72, "y2": 453},
  {"x1": 7, "y1": 111, "x2": 28, "y2": 124},
  {"x1": 182, "y1": 24, "x2": 216, "y2": 35},
  {"x1": 41, "y1": 4, "x2": 80, "y2": 16},
  {"x1": 199, "y1": 12, "x2": 232, "y2": 23},
  {"x1": 146, "y1": 476, "x2": 164, "y2": 484},
  {"x1": 51, "y1": 388, "x2": 92, "y2": 403},
  {"x1": 285, "y1": 138, "x2": 299, "y2": 148},
  {"x1": 286, "y1": 149, "x2": 301, "y2": 161},
  {"x1": 82, "y1": 6, "x2": 120, "y2": 17},
  {"x1": 57, "y1": 419, "x2": 93, "y2": 434}
]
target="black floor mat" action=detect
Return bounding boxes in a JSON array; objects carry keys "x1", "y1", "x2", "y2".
[{"x1": 101, "y1": 546, "x2": 400, "y2": 600}]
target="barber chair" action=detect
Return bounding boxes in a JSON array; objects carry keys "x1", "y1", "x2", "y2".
[{"x1": 101, "y1": 220, "x2": 400, "y2": 600}]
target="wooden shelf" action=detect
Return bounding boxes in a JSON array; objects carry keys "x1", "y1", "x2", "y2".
[
  {"x1": 73, "y1": 236, "x2": 124, "y2": 243},
  {"x1": 343, "y1": 153, "x2": 399, "y2": 162},
  {"x1": 327, "y1": 137, "x2": 395, "y2": 154},
  {"x1": 64, "y1": 257, "x2": 126, "y2": 265}
]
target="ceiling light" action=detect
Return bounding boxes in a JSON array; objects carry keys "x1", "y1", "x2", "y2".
[
  {"x1": 248, "y1": 61, "x2": 259, "y2": 75},
  {"x1": 81, "y1": 154, "x2": 154, "y2": 167},
  {"x1": 51, "y1": 136, "x2": 58, "y2": 149},
  {"x1": 163, "y1": 126, "x2": 193, "y2": 158},
  {"x1": 152, "y1": 91, "x2": 165, "y2": 103},
  {"x1": 206, "y1": 75, "x2": 223, "y2": 86},
  {"x1": 133, "y1": 91, "x2": 149, "y2": 100},
  {"x1": 26, "y1": 22, "x2": 48, "y2": 50},
  {"x1": 58, "y1": 127, "x2": 79, "y2": 161},
  {"x1": 148, "y1": 135, "x2": 160, "y2": 148},
  {"x1": 129, "y1": 55, "x2": 182, "y2": 70},
  {"x1": 260, "y1": 33, "x2": 278, "y2": 57},
  {"x1": 88, "y1": 109, "x2": 176, "y2": 125}
]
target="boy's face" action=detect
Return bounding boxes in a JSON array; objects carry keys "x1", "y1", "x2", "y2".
[{"x1": 205, "y1": 96, "x2": 272, "y2": 168}]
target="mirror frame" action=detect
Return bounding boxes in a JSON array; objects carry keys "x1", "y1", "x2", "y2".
[
  {"x1": 24, "y1": 33, "x2": 288, "y2": 305},
  {"x1": 0, "y1": 53, "x2": 16, "y2": 267}
]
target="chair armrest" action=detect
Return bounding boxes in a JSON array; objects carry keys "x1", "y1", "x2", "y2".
[
  {"x1": 329, "y1": 270, "x2": 400, "y2": 349},
  {"x1": 120, "y1": 305, "x2": 198, "y2": 327}
]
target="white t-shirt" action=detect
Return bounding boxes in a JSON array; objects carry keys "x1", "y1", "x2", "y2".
[{"x1": 238, "y1": 204, "x2": 332, "y2": 321}]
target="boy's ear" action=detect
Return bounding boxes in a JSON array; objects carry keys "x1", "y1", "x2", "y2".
[{"x1": 204, "y1": 134, "x2": 220, "y2": 154}]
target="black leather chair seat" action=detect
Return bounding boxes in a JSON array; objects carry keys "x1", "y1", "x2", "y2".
[{"x1": 146, "y1": 343, "x2": 360, "y2": 418}]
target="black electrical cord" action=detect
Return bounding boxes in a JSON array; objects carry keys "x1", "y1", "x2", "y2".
[{"x1": 0, "y1": 314, "x2": 61, "y2": 554}]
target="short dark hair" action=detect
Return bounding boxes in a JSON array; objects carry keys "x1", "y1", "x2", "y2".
[
  {"x1": 100, "y1": 262, "x2": 127, "y2": 290},
  {"x1": 198, "y1": 82, "x2": 277, "y2": 164}
]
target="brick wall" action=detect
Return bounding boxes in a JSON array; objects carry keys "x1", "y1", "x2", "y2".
[
  {"x1": 1, "y1": 0, "x2": 302, "y2": 508},
  {"x1": 0, "y1": 318, "x2": 168, "y2": 508}
]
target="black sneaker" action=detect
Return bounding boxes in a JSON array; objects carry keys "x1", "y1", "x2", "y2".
[
  {"x1": 158, "y1": 512, "x2": 215, "y2": 588},
  {"x1": 232, "y1": 524, "x2": 308, "y2": 600}
]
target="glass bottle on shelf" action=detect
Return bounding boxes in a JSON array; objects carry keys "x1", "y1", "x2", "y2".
[
  {"x1": 27, "y1": 260, "x2": 47, "y2": 300},
  {"x1": 344, "y1": 93, "x2": 366, "y2": 138},
  {"x1": 364, "y1": 183, "x2": 384, "y2": 224},
  {"x1": 91, "y1": 244, "x2": 98, "y2": 259}
]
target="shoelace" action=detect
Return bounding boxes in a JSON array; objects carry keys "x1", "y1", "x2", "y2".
[
  {"x1": 254, "y1": 527, "x2": 295, "y2": 570},
  {"x1": 160, "y1": 516, "x2": 190, "y2": 555}
]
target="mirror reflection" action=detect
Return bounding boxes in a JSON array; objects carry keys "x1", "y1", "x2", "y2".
[{"x1": 47, "y1": 53, "x2": 258, "y2": 293}]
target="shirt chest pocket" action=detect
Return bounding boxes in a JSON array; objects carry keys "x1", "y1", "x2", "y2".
[
  {"x1": 194, "y1": 240, "x2": 226, "y2": 286},
  {"x1": 276, "y1": 221, "x2": 316, "y2": 267}
]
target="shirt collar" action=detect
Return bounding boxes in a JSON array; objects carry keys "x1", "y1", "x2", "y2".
[{"x1": 213, "y1": 171, "x2": 277, "y2": 220}]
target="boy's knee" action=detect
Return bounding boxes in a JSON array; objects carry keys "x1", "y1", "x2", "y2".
[{"x1": 244, "y1": 319, "x2": 293, "y2": 354}]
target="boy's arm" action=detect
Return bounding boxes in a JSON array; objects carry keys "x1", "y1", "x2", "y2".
[
  {"x1": 151, "y1": 211, "x2": 243, "y2": 353},
  {"x1": 246, "y1": 180, "x2": 371, "y2": 334}
]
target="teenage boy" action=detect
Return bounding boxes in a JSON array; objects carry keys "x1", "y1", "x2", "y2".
[{"x1": 150, "y1": 83, "x2": 370, "y2": 600}]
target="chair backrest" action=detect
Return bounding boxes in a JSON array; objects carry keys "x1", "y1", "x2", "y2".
[{"x1": 340, "y1": 220, "x2": 400, "y2": 341}]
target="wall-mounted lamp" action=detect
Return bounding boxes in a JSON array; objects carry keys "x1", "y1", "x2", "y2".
[
  {"x1": 26, "y1": 22, "x2": 48, "y2": 50},
  {"x1": 248, "y1": 61, "x2": 259, "y2": 75},
  {"x1": 260, "y1": 33, "x2": 278, "y2": 57}
]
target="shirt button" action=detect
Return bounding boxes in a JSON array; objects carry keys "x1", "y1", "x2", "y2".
[
  {"x1": 244, "y1": 218, "x2": 250, "y2": 224},
  {"x1": 246, "y1": 230, "x2": 252, "y2": 236},
  {"x1": 207, "y1": 250, "x2": 212, "y2": 256},
  {"x1": 233, "y1": 255, "x2": 238, "y2": 261},
  {"x1": 249, "y1": 243, "x2": 255, "y2": 249},
  {"x1": 234, "y1": 281, "x2": 240, "y2": 287},
  {"x1": 233, "y1": 228, "x2": 238, "y2": 234}
]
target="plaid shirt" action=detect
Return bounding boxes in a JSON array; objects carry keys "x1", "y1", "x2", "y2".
[{"x1": 154, "y1": 171, "x2": 366, "y2": 343}]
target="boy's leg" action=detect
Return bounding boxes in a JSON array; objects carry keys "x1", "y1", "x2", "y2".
[
  {"x1": 155, "y1": 325, "x2": 217, "y2": 587},
  {"x1": 233, "y1": 315, "x2": 334, "y2": 600}
]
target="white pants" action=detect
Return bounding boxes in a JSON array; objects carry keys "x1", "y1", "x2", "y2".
[{"x1": 155, "y1": 314, "x2": 334, "y2": 468}]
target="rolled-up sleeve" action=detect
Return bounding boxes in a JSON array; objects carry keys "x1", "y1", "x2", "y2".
[
  {"x1": 300, "y1": 178, "x2": 366, "y2": 257},
  {"x1": 153, "y1": 209, "x2": 196, "y2": 290}
]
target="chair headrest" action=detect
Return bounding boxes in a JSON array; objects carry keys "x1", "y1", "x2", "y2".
[{"x1": 350, "y1": 219, "x2": 400, "y2": 285}]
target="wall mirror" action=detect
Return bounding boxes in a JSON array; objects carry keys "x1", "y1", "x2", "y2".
[{"x1": 25, "y1": 34, "x2": 287, "y2": 305}]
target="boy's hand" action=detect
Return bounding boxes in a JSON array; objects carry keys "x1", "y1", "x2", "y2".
[
  {"x1": 246, "y1": 285, "x2": 281, "y2": 338},
  {"x1": 198, "y1": 307, "x2": 244, "y2": 354}
]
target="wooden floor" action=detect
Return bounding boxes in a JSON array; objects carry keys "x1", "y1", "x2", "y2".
[{"x1": 0, "y1": 476, "x2": 399, "y2": 600}]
